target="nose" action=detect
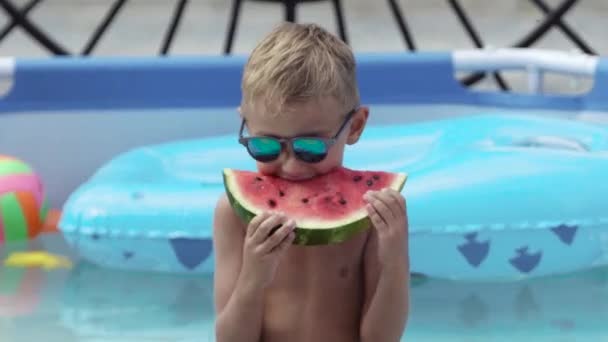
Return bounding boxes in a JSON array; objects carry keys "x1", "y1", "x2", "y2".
[
  {"x1": 278, "y1": 146, "x2": 307, "y2": 175},
  {"x1": 279, "y1": 145, "x2": 299, "y2": 166}
]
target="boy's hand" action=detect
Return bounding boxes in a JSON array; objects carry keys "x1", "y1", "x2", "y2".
[
  {"x1": 364, "y1": 189, "x2": 408, "y2": 267},
  {"x1": 240, "y1": 211, "x2": 296, "y2": 291}
]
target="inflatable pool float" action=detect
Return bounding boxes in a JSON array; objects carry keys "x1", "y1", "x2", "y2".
[
  {"x1": 58, "y1": 113, "x2": 608, "y2": 280},
  {"x1": 0, "y1": 155, "x2": 50, "y2": 242}
]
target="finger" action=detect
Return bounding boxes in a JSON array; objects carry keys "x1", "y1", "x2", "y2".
[
  {"x1": 247, "y1": 211, "x2": 270, "y2": 237},
  {"x1": 384, "y1": 190, "x2": 409, "y2": 239},
  {"x1": 388, "y1": 188, "x2": 406, "y2": 209},
  {"x1": 260, "y1": 220, "x2": 296, "y2": 254},
  {"x1": 253, "y1": 212, "x2": 286, "y2": 242},
  {"x1": 389, "y1": 189, "x2": 408, "y2": 226},
  {"x1": 264, "y1": 223, "x2": 296, "y2": 253},
  {"x1": 253, "y1": 213, "x2": 288, "y2": 244},
  {"x1": 367, "y1": 191, "x2": 396, "y2": 222},
  {"x1": 367, "y1": 203, "x2": 387, "y2": 230},
  {"x1": 276, "y1": 231, "x2": 296, "y2": 253},
  {"x1": 382, "y1": 188, "x2": 406, "y2": 217}
]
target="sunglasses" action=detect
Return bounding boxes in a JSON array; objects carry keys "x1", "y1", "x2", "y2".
[{"x1": 238, "y1": 108, "x2": 358, "y2": 163}]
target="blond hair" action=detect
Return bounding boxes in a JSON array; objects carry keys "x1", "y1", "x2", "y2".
[{"x1": 241, "y1": 22, "x2": 359, "y2": 116}]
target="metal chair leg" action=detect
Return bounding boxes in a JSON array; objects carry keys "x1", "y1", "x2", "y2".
[
  {"x1": 160, "y1": 0, "x2": 189, "y2": 55},
  {"x1": 81, "y1": 0, "x2": 128, "y2": 56},
  {"x1": 386, "y1": 0, "x2": 416, "y2": 51},
  {"x1": 0, "y1": 0, "x2": 42, "y2": 43},
  {"x1": 461, "y1": 0, "x2": 580, "y2": 87},
  {"x1": 0, "y1": 0, "x2": 69, "y2": 55},
  {"x1": 224, "y1": 0, "x2": 352, "y2": 53},
  {"x1": 285, "y1": 0, "x2": 297, "y2": 22},
  {"x1": 223, "y1": 0, "x2": 243, "y2": 55},
  {"x1": 447, "y1": 0, "x2": 509, "y2": 91},
  {"x1": 332, "y1": 0, "x2": 348, "y2": 43},
  {"x1": 529, "y1": 0, "x2": 595, "y2": 54}
]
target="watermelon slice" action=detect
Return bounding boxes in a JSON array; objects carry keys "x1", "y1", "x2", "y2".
[{"x1": 222, "y1": 167, "x2": 407, "y2": 245}]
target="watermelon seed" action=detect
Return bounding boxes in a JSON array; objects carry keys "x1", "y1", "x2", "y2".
[
  {"x1": 353, "y1": 175, "x2": 362, "y2": 182},
  {"x1": 268, "y1": 199, "x2": 277, "y2": 208},
  {"x1": 301, "y1": 198, "x2": 309, "y2": 204},
  {"x1": 255, "y1": 177, "x2": 263, "y2": 181},
  {"x1": 279, "y1": 190, "x2": 285, "y2": 197},
  {"x1": 366, "y1": 179, "x2": 373, "y2": 186},
  {"x1": 339, "y1": 198, "x2": 347, "y2": 205},
  {"x1": 373, "y1": 175, "x2": 380, "y2": 180}
]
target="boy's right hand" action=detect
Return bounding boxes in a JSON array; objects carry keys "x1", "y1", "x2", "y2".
[{"x1": 239, "y1": 211, "x2": 296, "y2": 290}]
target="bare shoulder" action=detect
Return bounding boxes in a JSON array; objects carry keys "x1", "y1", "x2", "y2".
[
  {"x1": 213, "y1": 192, "x2": 246, "y2": 312},
  {"x1": 213, "y1": 192, "x2": 245, "y2": 235},
  {"x1": 214, "y1": 192, "x2": 234, "y2": 219},
  {"x1": 212, "y1": 192, "x2": 246, "y2": 270}
]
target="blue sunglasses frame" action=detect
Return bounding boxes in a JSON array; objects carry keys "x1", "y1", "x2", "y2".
[{"x1": 238, "y1": 108, "x2": 358, "y2": 163}]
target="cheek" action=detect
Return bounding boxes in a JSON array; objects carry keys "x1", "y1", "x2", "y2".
[
  {"x1": 316, "y1": 143, "x2": 345, "y2": 170},
  {"x1": 329, "y1": 141, "x2": 346, "y2": 159}
]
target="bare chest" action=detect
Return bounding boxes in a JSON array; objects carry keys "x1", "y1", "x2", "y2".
[
  {"x1": 275, "y1": 231, "x2": 368, "y2": 288},
  {"x1": 261, "y1": 232, "x2": 369, "y2": 342}
]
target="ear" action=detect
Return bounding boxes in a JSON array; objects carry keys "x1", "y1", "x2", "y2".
[{"x1": 346, "y1": 107, "x2": 369, "y2": 145}]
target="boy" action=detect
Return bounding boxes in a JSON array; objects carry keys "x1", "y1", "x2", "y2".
[{"x1": 213, "y1": 22, "x2": 410, "y2": 342}]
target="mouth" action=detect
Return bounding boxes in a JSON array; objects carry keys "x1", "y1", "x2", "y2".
[{"x1": 279, "y1": 174, "x2": 314, "y2": 182}]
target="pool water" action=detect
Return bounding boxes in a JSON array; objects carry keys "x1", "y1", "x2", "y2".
[{"x1": 1, "y1": 234, "x2": 607, "y2": 342}]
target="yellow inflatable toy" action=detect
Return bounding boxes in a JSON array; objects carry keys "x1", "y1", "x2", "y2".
[{"x1": 3, "y1": 251, "x2": 73, "y2": 270}]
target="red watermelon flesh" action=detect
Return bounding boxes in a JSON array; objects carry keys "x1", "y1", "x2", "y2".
[{"x1": 223, "y1": 167, "x2": 407, "y2": 245}]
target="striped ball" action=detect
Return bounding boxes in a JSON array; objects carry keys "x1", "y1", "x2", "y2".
[{"x1": 0, "y1": 155, "x2": 48, "y2": 242}]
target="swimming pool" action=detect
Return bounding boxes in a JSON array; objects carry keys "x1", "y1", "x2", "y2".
[
  {"x1": 1, "y1": 49, "x2": 608, "y2": 340},
  {"x1": 1, "y1": 235, "x2": 607, "y2": 341}
]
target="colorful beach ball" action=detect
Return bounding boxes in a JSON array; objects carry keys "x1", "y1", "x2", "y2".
[{"x1": 0, "y1": 155, "x2": 48, "y2": 242}]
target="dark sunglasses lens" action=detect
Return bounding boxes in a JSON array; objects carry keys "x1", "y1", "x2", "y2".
[
  {"x1": 247, "y1": 137, "x2": 281, "y2": 162},
  {"x1": 293, "y1": 138, "x2": 328, "y2": 163}
]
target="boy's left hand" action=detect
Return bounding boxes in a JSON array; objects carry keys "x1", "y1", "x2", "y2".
[{"x1": 364, "y1": 188, "x2": 408, "y2": 267}]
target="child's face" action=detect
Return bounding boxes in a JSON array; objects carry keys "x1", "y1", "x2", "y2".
[{"x1": 240, "y1": 97, "x2": 368, "y2": 181}]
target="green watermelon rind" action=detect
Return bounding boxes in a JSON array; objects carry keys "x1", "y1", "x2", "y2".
[{"x1": 222, "y1": 169, "x2": 408, "y2": 246}]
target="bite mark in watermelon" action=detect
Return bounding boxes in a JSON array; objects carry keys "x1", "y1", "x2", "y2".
[{"x1": 222, "y1": 167, "x2": 407, "y2": 245}]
